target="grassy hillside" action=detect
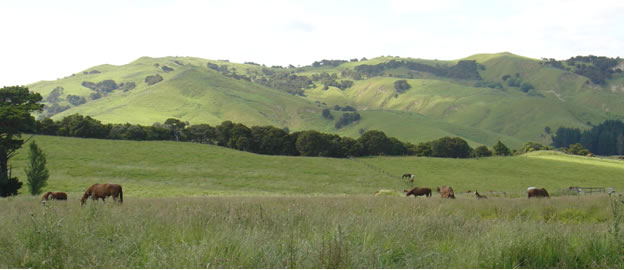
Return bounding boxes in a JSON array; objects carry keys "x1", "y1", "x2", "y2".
[
  {"x1": 9, "y1": 135, "x2": 623, "y2": 198},
  {"x1": 26, "y1": 53, "x2": 623, "y2": 149}
]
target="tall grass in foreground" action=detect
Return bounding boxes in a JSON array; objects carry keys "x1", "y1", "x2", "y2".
[{"x1": 0, "y1": 195, "x2": 622, "y2": 268}]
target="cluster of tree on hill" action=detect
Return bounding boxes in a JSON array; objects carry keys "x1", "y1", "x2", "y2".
[
  {"x1": 354, "y1": 60, "x2": 482, "y2": 80},
  {"x1": 42, "y1": 79, "x2": 136, "y2": 118},
  {"x1": 540, "y1": 56, "x2": 623, "y2": 85},
  {"x1": 255, "y1": 71, "x2": 314, "y2": 96},
  {"x1": 500, "y1": 74, "x2": 541, "y2": 96},
  {"x1": 550, "y1": 120, "x2": 624, "y2": 156},
  {"x1": 207, "y1": 62, "x2": 314, "y2": 96},
  {"x1": 311, "y1": 72, "x2": 354, "y2": 90},
  {"x1": 334, "y1": 112, "x2": 361, "y2": 129},
  {"x1": 207, "y1": 61, "x2": 358, "y2": 96},
  {"x1": 394, "y1": 80, "x2": 411, "y2": 93},
  {"x1": 43, "y1": 87, "x2": 70, "y2": 117},
  {"x1": 312, "y1": 59, "x2": 348, "y2": 67},
  {"x1": 340, "y1": 69, "x2": 364, "y2": 80},
  {"x1": 321, "y1": 106, "x2": 360, "y2": 129},
  {"x1": 82, "y1": 79, "x2": 136, "y2": 94}
]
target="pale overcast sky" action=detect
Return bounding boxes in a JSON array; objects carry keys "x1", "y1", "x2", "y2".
[{"x1": 1, "y1": 0, "x2": 623, "y2": 86}]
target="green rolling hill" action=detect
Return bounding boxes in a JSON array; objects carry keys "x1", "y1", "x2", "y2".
[
  {"x1": 10, "y1": 135, "x2": 624, "y2": 197},
  {"x1": 26, "y1": 53, "x2": 623, "y2": 149}
]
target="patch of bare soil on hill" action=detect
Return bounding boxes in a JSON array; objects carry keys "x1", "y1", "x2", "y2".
[{"x1": 545, "y1": 90, "x2": 565, "y2": 102}]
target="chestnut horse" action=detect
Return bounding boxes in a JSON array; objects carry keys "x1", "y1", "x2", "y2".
[
  {"x1": 436, "y1": 186, "x2": 456, "y2": 199},
  {"x1": 81, "y1": 184, "x2": 123, "y2": 206},
  {"x1": 404, "y1": 187, "x2": 432, "y2": 197},
  {"x1": 41, "y1": 192, "x2": 68, "y2": 201}
]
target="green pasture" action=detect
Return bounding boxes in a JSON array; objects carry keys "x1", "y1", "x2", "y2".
[
  {"x1": 0, "y1": 195, "x2": 621, "y2": 268},
  {"x1": 9, "y1": 135, "x2": 623, "y2": 198}
]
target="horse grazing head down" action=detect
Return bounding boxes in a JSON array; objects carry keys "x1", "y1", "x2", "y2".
[
  {"x1": 404, "y1": 187, "x2": 432, "y2": 198},
  {"x1": 436, "y1": 186, "x2": 455, "y2": 199},
  {"x1": 528, "y1": 188, "x2": 549, "y2": 198},
  {"x1": 81, "y1": 183, "x2": 123, "y2": 206},
  {"x1": 42, "y1": 192, "x2": 68, "y2": 201}
]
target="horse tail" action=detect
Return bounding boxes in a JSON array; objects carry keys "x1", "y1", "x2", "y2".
[{"x1": 119, "y1": 186, "x2": 123, "y2": 204}]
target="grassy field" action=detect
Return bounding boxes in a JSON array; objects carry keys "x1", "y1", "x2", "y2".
[
  {"x1": 2, "y1": 135, "x2": 623, "y2": 268},
  {"x1": 0, "y1": 195, "x2": 622, "y2": 268},
  {"x1": 8, "y1": 135, "x2": 624, "y2": 198}
]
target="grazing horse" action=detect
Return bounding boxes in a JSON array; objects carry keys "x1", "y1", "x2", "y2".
[
  {"x1": 401, "y1": 173, "x2": 415, "y2": 184},
  {"x1": 528, "y1": 188, "x2": 550, "y2": 198},
  {"x1": 404, "y1": 187, "x2": 432, "y2": 197},
  {"x1": 474, "y1": 190, "x2": 487, "y2": 199},
  {"x1": 80, "y1": 184, "x2": 123, "y2": 206},
  {"x1": 41, "y1": 192, "x2": 68, "y2": 201},
  {"x1": 436, "y1": 186, "x2": 455, "y2": 199}
]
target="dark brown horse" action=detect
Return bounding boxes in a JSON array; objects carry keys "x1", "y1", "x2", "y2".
[
  {"x1": 404, "y1": 187, "x2": 432, "y2": 197},
  {"x1": 81, "y1": 184, "x2": 123, "y2": 206},
  {"x1": 528, "y1": 188, "x2": 549, "y2": 198},
  {"x1": 474, "y1": 190, "x2": 487, "y2": 199},
  {"x1": 41, "y1": 192, "x2": 68, "y2": 201}
]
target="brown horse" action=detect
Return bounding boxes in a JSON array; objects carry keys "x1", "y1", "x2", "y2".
[
  {"x1": 528, "y1": 188, "x2": 550, "y2": 198},
  {"x1": 41, "y1": 192, "x2": 68, "y2": 201},
  {"x1": 404, "y1": 187, "x2": 432, "y2": 197},
  {"x1": 81, "y1": 184, "x2": 123, "y2": 206},
  {"x1": 436, "y1": 186, "x2": 456, "y2": 199}
]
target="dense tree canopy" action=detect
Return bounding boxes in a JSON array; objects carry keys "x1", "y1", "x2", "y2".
[
  {"x1": 430, "y1": 137, "x2": 472, "y2": 158},
  {"x1": 553, "y1": 120, "x2": 624, "y2": 156},
  {"x1": 493, "y1": 140, "x2": 511, "y2": 156},
  {"x1": 32, "y1": 113, "x2": 532, "y2": 159},
  {"x1": 0, "y1": 86, "x2": 44, "y2": 196}
]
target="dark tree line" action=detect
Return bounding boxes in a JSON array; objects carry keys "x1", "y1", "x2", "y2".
[
  {"x1": 567, "y1": 56, "x2": 623, "y2": 85},
  {"x1": 354, "y1": 60, "x2": 481, "y2": 80},
  {"x1": 551, "y1": 120, "x2": 624, "y2": 156},
  {"x1": 32, "y1": 114, "x2": 495, "y2": 159},
  {"x1": 540, "y1": 55, "x2": 623, "y2": 85},
  {"x1": 311, "y1": 59, "x2": 348, "y2": 67}
]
